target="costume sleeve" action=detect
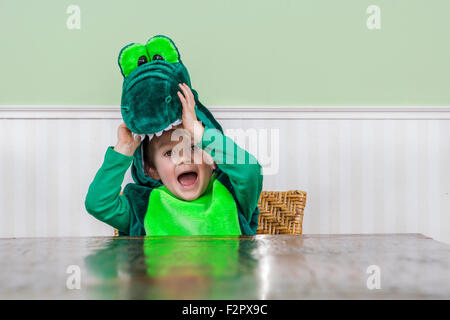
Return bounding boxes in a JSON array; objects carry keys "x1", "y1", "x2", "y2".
[
  {"x1": 84, "y1": 146, "x2": 132, "y2": 233},
  {"x1": 197, "y1": 127, "x2": 263, "y2": 222}
]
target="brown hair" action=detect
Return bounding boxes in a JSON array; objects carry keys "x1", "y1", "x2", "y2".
[{"x1": 142, "y1": 135, "x2": 156, "y2": 171}]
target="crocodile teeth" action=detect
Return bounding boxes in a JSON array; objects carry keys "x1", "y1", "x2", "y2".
[{"x1": 144, "y1": 119, "x2": 183, "y2": 142}]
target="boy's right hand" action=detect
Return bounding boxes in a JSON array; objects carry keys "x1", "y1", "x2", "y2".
[{"x1": 114, "y1": 122, "x2": 142, "y2": 157}]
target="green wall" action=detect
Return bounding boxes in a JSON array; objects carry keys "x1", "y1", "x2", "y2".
[{"x1": 1, "y1": 0, "x2": 449, "y2": 106}]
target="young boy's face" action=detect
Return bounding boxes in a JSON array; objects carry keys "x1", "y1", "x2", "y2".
[{"x1": 145, "y1": 125, "x2": 216, "y2": 201}]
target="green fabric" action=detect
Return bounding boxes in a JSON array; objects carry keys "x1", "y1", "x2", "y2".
[
  {"x1": 84, "y1": 146, "x2": 132, "y2": 233},
  {"x1": 144, "y1": 173, "x2": 241, "y2": 236}
]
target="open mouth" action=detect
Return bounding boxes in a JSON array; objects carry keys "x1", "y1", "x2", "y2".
[{"x1": 177, "y1": 171, "x2": 198, "y2": 189}]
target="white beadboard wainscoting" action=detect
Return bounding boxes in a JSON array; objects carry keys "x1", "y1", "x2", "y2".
[{"x1": 0, "y1": 106, "x2": 449, "y2": 244}]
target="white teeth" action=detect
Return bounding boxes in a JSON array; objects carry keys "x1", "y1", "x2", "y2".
[{"x1": 143, "y1": 119, "x2": 182, "y2": 142}]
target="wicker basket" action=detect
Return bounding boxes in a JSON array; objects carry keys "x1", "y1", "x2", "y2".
[
  {"x1": 114, "y1": 190, "x2": 306, "y2": 236},
  {"x1": 256, "y1": 190, "x2": 306, "y2": 235}
]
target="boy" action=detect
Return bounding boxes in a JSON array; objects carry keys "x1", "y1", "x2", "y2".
[{"x1": 85, "y1": 84, "x2": 263, "y2": 235}]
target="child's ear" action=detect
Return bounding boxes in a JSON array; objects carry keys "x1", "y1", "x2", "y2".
[{"x1": 145, "y1": 165, "x2": 161, "y2": 180}]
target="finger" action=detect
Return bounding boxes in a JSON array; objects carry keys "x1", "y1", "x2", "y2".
[
  {"x1": 119, "y1": 123, "x2": 132, "y2": 134},
  {"x1": 178, "y1": 83, "x2": 188, "y2": 99},
  {"x1": 177, "y1": 91, "x2": 187, "y2": 106},
  {"x1": 119, "y1": 122, "x2": 130, "y2": 130},
  {"x1": 118, "y1": 126, "x2": 131, "y2": 139},
  {"x1": 183, "y1": 83, "x2": 195, "y2": 105},
  {"x1": 180, "y1": 86, "x2": 195, "y2": 113},
  {"x1": 178, "y1": 83, "x2": 191, "y2": 105},
  {"x1": 181, "y1": 83, "x2": 193, "y2": 102}
]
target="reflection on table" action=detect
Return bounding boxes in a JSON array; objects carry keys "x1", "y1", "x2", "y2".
[{"x1": 0, "y1": 234, "x2": 449, "y2": 299}]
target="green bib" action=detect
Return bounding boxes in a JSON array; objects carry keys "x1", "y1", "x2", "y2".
[{"x1": 144, "y1": 174, "x2": 242, "y2": 235}]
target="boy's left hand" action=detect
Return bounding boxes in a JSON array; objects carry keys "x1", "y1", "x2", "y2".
[{"x1": 177, "y1": 83, "x2": 204, "y2": 144}]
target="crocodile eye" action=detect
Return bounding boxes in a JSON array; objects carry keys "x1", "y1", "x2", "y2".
[
  {"x1": 146, "y1": 36, "x2": 179, "y2": 64},
  {"x1": 137, "y1": 55, "x2": 148, "y2": 66},
  {"x1": 118, "y1": 43, "x2": 149, "y2": 77},
  {"x1": 152, "y1": 54, "x2": 164, "y2": 61}
]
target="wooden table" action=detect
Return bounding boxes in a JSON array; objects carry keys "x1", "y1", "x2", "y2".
[{"x1": 0, "y1": 234, "x2": 449, "y2": 299}]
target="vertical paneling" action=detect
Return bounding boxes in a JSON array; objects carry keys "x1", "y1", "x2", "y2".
[
  {"x1": 35, "y1": 120, "x2": 48, "y2": 236},
  {"x1": 13, "y1": 120, "x2": 27, "y2": 237},
  {"x1": 350, "y1": 121, "x2": 363, "y2": 234},
  {"x1": 318, "y1": 121, "x2": 330, "y2": 234},
  {"x1": 361, "y1": 121, "x2": 375, "y2": 233},
  {"x1": 328, "y1": 121, "x2": 340, "y2": 234},
  {"x1": 440, "y1": 122, "x2": 450, "y2": 245},
  {"x1": 2, "y1": 120, "x2": 15, "y2": 237},
  {"x1": 0, "y1": 116, "x2": 449, "y2": 244},
  {"x1": 404, "y1": 120, "x2": 420, "y2": 233},
  {"x1": 383, "y1": 120, "x2": 397, "y2": 233},
  {"x1": 25, "y1": 120, "x2": 37, "y2": 237},
  {"x1": 338, "y1": 120, "x2": 352, "y2": 234},
  {"x1": 46, "y1": 120, "x2": 59, "y2": 237},
  {"x1": 427, "y1": 120, "x2": 441, "y2": 241},
  {"x1": 307, "y1": 120, "x2": 321, "y2": 233},
  {"x1": 417, "y1": 121, "x2": 430, "y2": 238}
]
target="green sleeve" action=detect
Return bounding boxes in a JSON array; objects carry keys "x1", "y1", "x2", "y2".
[
  {"x1": 84, "y1": 146, "x2": 132, "y2": 233},
  {"x1": 197, "y1": 127, "x2": 263, "y2": 222}
]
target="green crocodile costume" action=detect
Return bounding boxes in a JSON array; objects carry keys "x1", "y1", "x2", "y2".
[{"x1": 85, "y1": 35, "x2": 263, "y2": 236}]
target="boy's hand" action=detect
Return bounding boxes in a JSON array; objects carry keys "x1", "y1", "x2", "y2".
[
  {"x1": 114, "y1": 122, "x2": 142, "y2": 157},
  {"x1": 177, "y1": 83, "x2": 204, "y2": 144},
  {"x1": 177, "y1": 83, "x2": 216, "y2": 169}
]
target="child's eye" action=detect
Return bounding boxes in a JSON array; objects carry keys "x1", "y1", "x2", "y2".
[{"x1": 164, "y1": 150, "x2": 172, "y2": 157}]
